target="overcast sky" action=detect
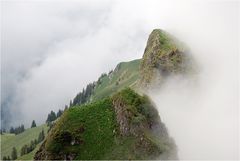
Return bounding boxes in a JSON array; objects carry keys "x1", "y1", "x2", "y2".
[{"x1": 1, "y1": 0, "x2": 239, "y2": 159}]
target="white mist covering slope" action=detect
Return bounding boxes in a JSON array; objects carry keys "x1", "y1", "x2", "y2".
[
  {"x1": 149, "y1": 2, "x2": 239, "y2": 159},
  {"x1": 150, "y1": 73, "x2": 238, "y2": 159}
]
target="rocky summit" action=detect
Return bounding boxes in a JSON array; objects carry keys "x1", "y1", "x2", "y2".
[{"x1": 140, "y1": 29, "x2": 192, "y2": 88}]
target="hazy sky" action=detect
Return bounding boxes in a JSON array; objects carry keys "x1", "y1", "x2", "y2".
[{"x1": 1, "y1": 0, "x2": 239, "y2": 159}]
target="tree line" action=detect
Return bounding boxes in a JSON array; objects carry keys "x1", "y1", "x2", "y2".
[
  {"x1": 46, "y1": 109, "x2": 63, "y2": 124},
  {"x1": 70, "y1": 82, "x2": 95, "y2": 107},
  {"x1": 9, "y1": 125, "x2": 25, "y2": 135},
  {"x1": 69, "y1": 71, "x2": 114, "y2": 108}
]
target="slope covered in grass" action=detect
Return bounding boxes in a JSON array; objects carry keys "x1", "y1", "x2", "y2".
[
  {"x1": 35, "y1": 88, "x2": 177, "y2": 160},
  {"x1": 1, "y1": 124, "x2": 49, "y2": 159},
  {"x1": 92, "y1": 59, "x2": 141, "y2": 101}
]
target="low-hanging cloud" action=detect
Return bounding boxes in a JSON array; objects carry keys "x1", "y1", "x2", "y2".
[
  {"x1": 1, "y1": 0, "x2": 239, "y2": 159},
  {"x1": 147, "y1": 1, "x2": 239, "y2": 159}
]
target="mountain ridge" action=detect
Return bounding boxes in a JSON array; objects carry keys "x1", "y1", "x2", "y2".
[
  {"x1": 34, "y1": 29, "x2": 187, "y2": 160},
  {"x1": 2, "y1": 29, "x2": 193, "y2": 160},
  {"x1": 34, "y1": 88, "x2": 177, "y2": 160}
]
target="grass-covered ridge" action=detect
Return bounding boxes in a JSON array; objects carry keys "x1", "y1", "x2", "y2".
[
  {"x1": 92, "y1": 59, "x2": 141, "y2": 101},
  {"x1": 35, "y1": 88, "x2": 177, "y2": 160}
]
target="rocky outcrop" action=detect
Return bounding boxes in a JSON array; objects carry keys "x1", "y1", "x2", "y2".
[{"x1": 140, "y1": 29, "x2": 192, "y2": 88}]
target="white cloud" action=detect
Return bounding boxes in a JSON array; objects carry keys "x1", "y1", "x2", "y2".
[{"x1": 1, "y1": 0, "x2": 239, "y2": 159}]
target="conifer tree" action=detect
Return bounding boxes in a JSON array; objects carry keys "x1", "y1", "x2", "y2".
[
  {"x1": 10, "y1": 127, "x2": 14, "y2": 134},
  {"x1": 57, "y1": 109, "x2": 63, "y2": 118},
  {"x1": 11, "y1": 147, "x2": 17, "y2": 160},
  {"x1": 31, "y1": 120, "x2": 37, "y2": 128}
]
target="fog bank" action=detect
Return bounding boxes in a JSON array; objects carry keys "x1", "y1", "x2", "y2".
[
  {"x1": 149, "y1": 2, "x2": 239, "y2": 159},
  {"x1": 2, "y1": 1, "x2": 239, "y2": 158}
]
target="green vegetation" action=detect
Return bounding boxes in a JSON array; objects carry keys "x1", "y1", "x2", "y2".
[
  {"x1": 9, "y1": 125, "x2": 25, "y2": 135},
  {"x1": 39, "y1": 98, "x2": 117, "y2": 160},
  {"x1": 92, "y1": 59, "x2": 141, "y2": 101},
  {"x1": 17, "y1": 144, "x2": 41, "y2": 160},
  {"x1": 140, "y1": 29, "x2": 189, "y2": 86},
  {"x1": 11, "y1": 147, "x2": 17, "y2": 160},
  {"x1": 31, "y1": 120, "x2": 37, "y2": 128},
  {"x1": 35, "y1": 88, "x2": 176, "y2": 160},
  {"x1": 68, "y1": 59, "x2": 140, "y2": 109},
  {"x1": 1, "y1": 124, "x2": 49, "y2": 160}
]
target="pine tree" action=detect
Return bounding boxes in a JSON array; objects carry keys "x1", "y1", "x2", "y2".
[
  {"x1": 64, "y1": 105, "x2": 68, "y2": 111},
  {"x1": 46, "y1": 111, "x2": 57, "y2": 123},
  {"x1": 20, "y1": 145, "x2": 28, "y2": 156},
  {"x1": 20, "y1": 124, "x2": 25, "y2": 132},
  {"x1": 38, "y1": 129, "x2": 45, "y2": 143},
  {"x1": 30, "y1": 140, "x2": 35, "y2": 151},
  {"x1": 57, "y1": 109, "x2": 63, "y2": 118},
  {"x1": 31, "y1": 120, "x2": 37, "y2": 128},
  {"x1": 42, "y1": 129, "x2": 45, "y2": 139},
  {"x1": 11, "y1": 147, "x2": 17, "y2": 160},
  {"x1": 10, "y1": 127, "x2": 14, "y2": 134},
  {"x1": 34, "y1": 139, "x2": 38, "y2": 145},
  {"x1": 2, "y1": 156, "x2": 7, "y2": 161}
]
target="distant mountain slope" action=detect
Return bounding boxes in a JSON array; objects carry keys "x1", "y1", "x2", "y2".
[
  {"x1": 34, "y1": 88, "x2": 177, "y2": 160},
  {"x1": 92, "y1": 59, "x2": 141, "y2": 101},
  {"x1": 1, "y1": 124, "x2": 49, "y2": 160}
]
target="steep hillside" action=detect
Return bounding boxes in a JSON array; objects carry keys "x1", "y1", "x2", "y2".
[
  {"x1": 92, "y1": 59, "x2": 141, "y2": 101},
  {"x1": 34, "y1": 88, "x2": 177, "y2": 160},
  {"x1": 1, "y1": 124, "x2": 49, "y2": 160},
  {"x1": 70, "y1": 59, "x2": 141, "y2": 108},
  {"x1": 71, "y1": 29, "x2": 194, "y2": 106},
  {"x1": 140, "y1": 29, "x2": 193, "y2": 88}
]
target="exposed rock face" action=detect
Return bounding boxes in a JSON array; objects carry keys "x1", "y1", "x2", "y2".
[
  {"x1": 112, "y1": 91, "x2": 148, "y2": 137},
  {"x1": 140, "y1": 29, "x2": 192, "y2": 88},
  {"x1": 112, "y1": 98, "x2": 132, "y2": 136}
]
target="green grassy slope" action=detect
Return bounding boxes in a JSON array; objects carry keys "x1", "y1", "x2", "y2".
[
  {"x1": 0, "y1": 124, "x2": 49, "y2": 159},
  {"x1": 36, "y1": 98, "x2": 117, "y2": 160},
  {"x1": 92, "y1": 59, "x2": 141, "y2": 101},
  {"x1": 35, "y1": 88, "x2": 176, "y2": 160}
]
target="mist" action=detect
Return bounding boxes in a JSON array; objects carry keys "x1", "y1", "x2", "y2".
[
  {"x1": 1, "y1": 0, "x2": 239, "y2": 159},
  {"x1": 147, "y1": 1, "x2": 239, "y2": 159}
]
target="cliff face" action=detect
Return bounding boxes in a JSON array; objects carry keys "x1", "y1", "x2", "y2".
[
  {"x1": 34, "y1": 88, "x2": 177, "y2": 160},
  {"x1": 140, "y1": 29, "x2": 192, "y2": 88}
]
